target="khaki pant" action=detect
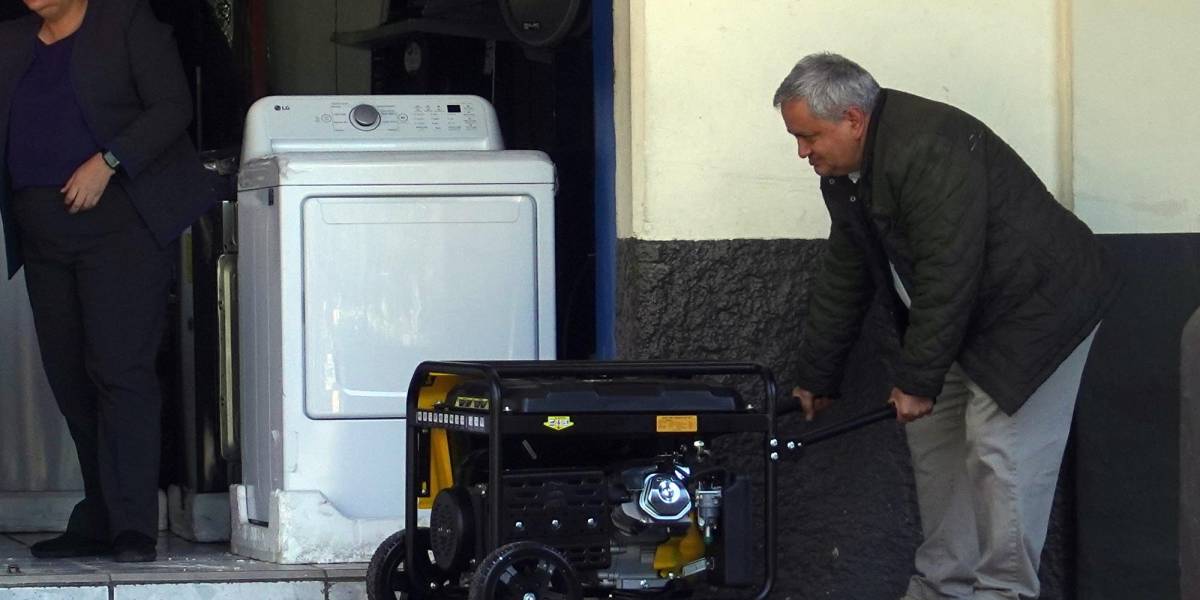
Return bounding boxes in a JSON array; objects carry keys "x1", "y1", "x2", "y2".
[{"x1": 902, "y1": 326, "x2": 1098, "y2": 600}]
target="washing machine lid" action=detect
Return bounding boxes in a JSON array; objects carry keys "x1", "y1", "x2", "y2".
[{"x1": 237, "y1": 150, "x2": 555, "y2": 190}]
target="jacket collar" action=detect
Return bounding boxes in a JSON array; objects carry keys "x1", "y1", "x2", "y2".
[{"x1": 859, "y1": 89, "x2": 890, "y2": 182}]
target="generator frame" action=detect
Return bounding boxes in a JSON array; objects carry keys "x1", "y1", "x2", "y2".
[
  {"x1": 401, "y1": 360, "x2": 779, "y2": 599},
  {"x1": 390, "y1": 359, "x2": 896, "y2": 599}
]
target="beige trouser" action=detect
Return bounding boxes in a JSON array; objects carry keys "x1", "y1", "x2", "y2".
[{"x1": 901, "y1": 326, "x2": 1098, "y2": 600}]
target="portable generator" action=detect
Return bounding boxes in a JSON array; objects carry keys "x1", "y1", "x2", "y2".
[{"x1": 366, "y1": 360, "x2": 893, "y2": 600}]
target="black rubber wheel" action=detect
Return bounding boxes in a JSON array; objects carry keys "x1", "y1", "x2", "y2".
[
  {"x1": 467, "y1": 541, "x2": 583, "y2": 600},
  {"x1": 366, "y1": 528, "x2": 446, "y2": 600}
]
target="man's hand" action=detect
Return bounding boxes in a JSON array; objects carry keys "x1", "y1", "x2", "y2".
[
  {"x1": 792, "y1": 386, "x2": 832, "y2": 422},
  {"x1": 888, "y1": 387, "x2": 934, "y2": 423},
  {"x1": 62, "y1": 153, "x2": 114, "y2": 214}
]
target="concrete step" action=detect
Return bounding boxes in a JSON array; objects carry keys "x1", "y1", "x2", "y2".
[{"x1": 1, "y1": 532, "x2": 366, "y2": 599}]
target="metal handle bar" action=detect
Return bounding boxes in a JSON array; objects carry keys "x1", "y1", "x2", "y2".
[{"x1": 779, "y1": 404, "x2": 896, "y2": 452}]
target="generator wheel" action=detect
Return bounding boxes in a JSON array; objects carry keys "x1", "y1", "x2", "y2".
[
  {"x1": 367, "y1": 528, "x2": 446, "y2": 599},
  {"x1": 467, "y1": 541, "x2": 582, "y2": 600}
]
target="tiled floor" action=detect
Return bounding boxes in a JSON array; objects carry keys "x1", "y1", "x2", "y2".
[{"x1": 0, "y1": 532, "x2": 368, "y2": 599}]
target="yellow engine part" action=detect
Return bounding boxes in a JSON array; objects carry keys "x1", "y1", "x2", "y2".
[
  {"x1": 653, "y1": 516, "x2": 705, "y2": 574},
  {"x1": 418, "y1": 373, "x2": 462, "y2": 410},
  {"x1": 416, "y1": 374, "x2": 461, "y2": 509},
  {"x1": 417, "y1": 428, "x2": 455, "y2": 509}
]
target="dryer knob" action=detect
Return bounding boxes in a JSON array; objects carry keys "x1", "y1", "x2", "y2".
[{"x1": 350, "y1": 104, "x2": 381, "y2": 130}]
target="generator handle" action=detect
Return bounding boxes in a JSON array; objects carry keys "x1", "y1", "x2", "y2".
[{"x1": 780, "y1": 404, "x2": 896, "y2": 452}]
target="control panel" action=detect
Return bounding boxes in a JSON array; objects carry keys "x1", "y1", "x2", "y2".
[{"x1": 241, "y1": 95, "x2": 504, "y2": 162}]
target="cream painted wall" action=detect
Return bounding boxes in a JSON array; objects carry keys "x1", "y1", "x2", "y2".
[
  {"x1": 614, "y1": 0, "x2": 1064, "y2": 241},
  {"x1": 1072, "y1": 0, "x2": 1200, "y2": 234},
  {"x1": 613, "y1": 0, "x2": 637, "y2": 239}
]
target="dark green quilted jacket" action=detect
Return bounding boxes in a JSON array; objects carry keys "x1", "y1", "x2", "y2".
[{"x1": 796, "y1": 89, "x2": 1118, "y2": 415}]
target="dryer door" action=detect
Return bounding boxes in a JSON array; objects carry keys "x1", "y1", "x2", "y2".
[{"x1": 301, "y1": 193, "x2": 539, "y2": 419}]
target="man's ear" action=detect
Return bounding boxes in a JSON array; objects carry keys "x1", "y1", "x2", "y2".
[{"x1": 845, "y1": 106, "x2": 868, "y2": 139}]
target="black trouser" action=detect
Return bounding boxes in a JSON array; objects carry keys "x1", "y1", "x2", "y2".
[{"x1": 11, "y1": 185, "x2": 170, "y2": 541}]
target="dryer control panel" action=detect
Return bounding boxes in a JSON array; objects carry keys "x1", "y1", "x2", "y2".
[{"x1": 241, "y1": 95, "x2": 504, "y2": 163}]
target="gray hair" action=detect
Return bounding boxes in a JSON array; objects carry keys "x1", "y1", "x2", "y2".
[{"x1": 773, "y1": 52, "x2": 880, "y2": 121}]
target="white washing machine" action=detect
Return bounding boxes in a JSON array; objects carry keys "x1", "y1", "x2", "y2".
[{"x1": 230, "y1": 95, "x2": 556, "y2": 563}]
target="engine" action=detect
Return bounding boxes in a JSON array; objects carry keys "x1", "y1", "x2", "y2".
[
  {"x1": 427, "y1": 446, "x2": 754, "y2": 594},
  {"x1": 406, "y1": 364, "x2": 769, "y2": 599},
  {"x1": 601, "y1": 460, "x2": 712, "y2": 592}
]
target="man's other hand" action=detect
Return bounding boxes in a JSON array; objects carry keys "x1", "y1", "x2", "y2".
[
  {"x1": 888, "y1": 387, "x2": 934, "y2": 423},
  {"x1": 791, "y1": 387, "x2": 832, "y2": 422}
]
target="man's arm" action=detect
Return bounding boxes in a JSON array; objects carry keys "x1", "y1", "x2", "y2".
[
  {"x1": 889, "y1": 129, "x2": 989, "y2": 399},
  {"x1": 795, "y1": 215, "x2": 875, "y2": 398}
]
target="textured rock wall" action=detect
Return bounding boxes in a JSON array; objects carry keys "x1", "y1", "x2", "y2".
[{"x1": 614, "y1": 238, "x2": 1073, "y2": 599}]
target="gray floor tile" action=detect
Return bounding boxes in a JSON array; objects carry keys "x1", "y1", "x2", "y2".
[
  {"x1": 328, "y1": 581, "x2": 367, "y2": 600},
  {"x1": 108, "y1": 567, "x2": 326, "y2": 585},
  {"x1": 0, "y1": 585, "x2": 109, "y2": 600},
  {"x1": 0, "y1": 535, "x2": 28, "y2": 558},
  {"x1": 2, "y1": 557, "x2": 107, "y2": 577},
  {"x1": 320, "y1": 563, "x2": 367, "y2": 580},
  {"x1": 1, "y1": 532, "x2": 367, "y2": 595},
  {"x1": 113, "y1": 580, "x2": 326, "y2": 600},
  {"x1": 2, "y1": 534, "x2": 50, "y2": 547},
  {"x1": 0, "y1": 572, "x2": 109, "y2": 587}
]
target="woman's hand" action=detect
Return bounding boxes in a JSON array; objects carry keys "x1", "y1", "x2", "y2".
[{"x1": 62, "y1": 153, "x2": 114, "y2": 214}]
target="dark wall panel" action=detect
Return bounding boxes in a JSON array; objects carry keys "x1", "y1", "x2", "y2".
[
  {"x1": 1182, "y1": 306, "x2": 1200, "y2": 600},
  {"x1": 1073, "y1": 234, "x2": 1200, "y2": 600}
]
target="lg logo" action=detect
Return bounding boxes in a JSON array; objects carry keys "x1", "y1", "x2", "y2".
[{"x1": 274, "y1": 105, "x2": 291, "y2": 111}]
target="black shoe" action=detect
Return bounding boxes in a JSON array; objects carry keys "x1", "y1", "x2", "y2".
[
  {"x1": 112, "y1": 531, "x2": 157, "y2": 563},
  {"x1": 29, "y1": 532, "x2": 112, "y2": 558}
]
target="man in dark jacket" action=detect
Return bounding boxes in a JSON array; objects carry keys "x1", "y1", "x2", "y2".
[{"x1": 777, "y1": 53, "x2": 1116, "y2": 600}]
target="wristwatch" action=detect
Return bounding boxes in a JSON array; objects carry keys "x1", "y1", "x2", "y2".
[{"x1": 101, "y1": 150, "x2": 121, "y2": 171}]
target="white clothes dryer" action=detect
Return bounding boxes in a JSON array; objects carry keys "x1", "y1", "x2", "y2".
[{"x1": 230, "y1": 95, "x2": 555, "y2": 563}]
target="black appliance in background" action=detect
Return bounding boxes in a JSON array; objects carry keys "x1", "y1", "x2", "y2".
[
  {"x1": 149, "y1": 0, "x2": 247, "y2": 501},
  {"x1": 356, "y1": 0, "x2": 597, "y2": 361},
  {"x1": 497, "y1": 0, "x2": 590, "y2": 48}
]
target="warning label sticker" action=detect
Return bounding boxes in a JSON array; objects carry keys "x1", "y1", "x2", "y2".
[{"x1": 656, "y1": 415, "x2": 698, "y2": 433}]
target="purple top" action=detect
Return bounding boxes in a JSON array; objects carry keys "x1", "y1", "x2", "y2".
[{"x1": 6, "y1": 32, "x2": 102, "y2": 191}]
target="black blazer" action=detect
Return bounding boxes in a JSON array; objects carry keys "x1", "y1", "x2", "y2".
[{"x1": 0, "y1": 0, "x2": 216, "y2": 277}]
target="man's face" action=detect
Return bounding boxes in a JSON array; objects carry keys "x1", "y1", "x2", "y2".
[{"x1": 780, "y1": 99, "x2": 868, "y2": 177}]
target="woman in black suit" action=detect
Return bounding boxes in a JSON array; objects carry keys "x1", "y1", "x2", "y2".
[{"x1": 0, "y1": 0, "x2": 215, "y2": 562}]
